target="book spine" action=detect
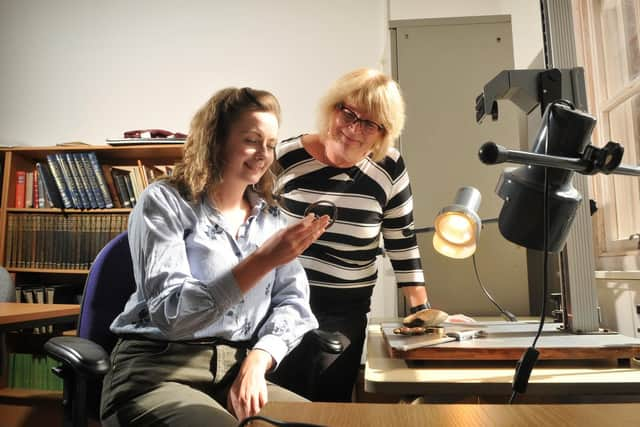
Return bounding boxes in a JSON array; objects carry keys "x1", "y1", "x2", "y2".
[
  {"x1": 15, "y1": 215, "x2": 24, "y2": 268},
  {"x1": 75, "y1": 153, "x2": 103, "y2": 208},
  {"x1": 15, "y1": 170, "x2": 26, "y2": 208},
  {"x1": 6, "y1": 214, "x2": 15, "y2": 267},
  {"x1": 101, "y1": 165, "x2": 121, "y2": 208},
  {"x1": 112, "y1": 172, "x2": 132, "y2": 208},
  {"x1": 65, "y1": 152, "x2": 91, "y2": 209},
  {"x1": 36, "y1": 167, "x2": 46, "y2": 208},
  {"x1": 24, "y1": 214, "x2": 32, "y2": 268},
  {"x1": 33, "y1": 288, "x2": 47, "y2": 333},
  {"x1": 25, "y1": 171, "x2": 34, "y2": 208},
  {"x1": 46, "y1": 154, "x2": 73, "y2": 208},
  {"x1": 55, "y1": 153, "x2": 81, "y2": 209},
  {"x1": 86, "y1": 152, "x2": 114, "y2": 208},
  {"x1": 33, "y1": 168, "x2": 39, "y2": 208},
  {"x1": 35, "y1": 162, "x2": 61, "y2": 208},
  {"x1": 122, "y1": 173, "x2": 136, "y2": 207}
]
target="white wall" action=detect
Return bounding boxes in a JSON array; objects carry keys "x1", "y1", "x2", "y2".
[{"x1": 0, "y1": 0, "x2": 387, "y2": 146}]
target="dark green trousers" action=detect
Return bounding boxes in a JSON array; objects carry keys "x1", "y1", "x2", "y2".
[{"x1": 101, "y1": 338, "x2": 306, "y2": 427}]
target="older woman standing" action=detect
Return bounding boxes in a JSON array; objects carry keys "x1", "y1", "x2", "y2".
[{"x1": 272, "y1": 68, "x2": 430, "y2": 402}]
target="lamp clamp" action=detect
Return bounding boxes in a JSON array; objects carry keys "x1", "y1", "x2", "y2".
[{"x1": 580, "y1": 141, "x2": 624, "y2": 175}]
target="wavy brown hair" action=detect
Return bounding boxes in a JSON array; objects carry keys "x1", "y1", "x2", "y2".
[{"x1": 168, "y1": 87, "x2": 281, "y2": 205}]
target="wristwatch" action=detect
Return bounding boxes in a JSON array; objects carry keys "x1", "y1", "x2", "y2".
[{"x1": 409, "y1": 301, "x2": 431, "y2": 314}]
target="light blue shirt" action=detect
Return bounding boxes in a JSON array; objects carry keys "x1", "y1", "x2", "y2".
[{"x1": 110, "y1": 181, "x2": 318, "y2": 365}]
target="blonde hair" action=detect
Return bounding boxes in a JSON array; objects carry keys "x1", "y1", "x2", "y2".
[
  {"x1": 168, "y1": 87, "x2": 281, "y2": 205},
  {"x1": 317, "y1": 68, "x2": 406, "y2": 162}
]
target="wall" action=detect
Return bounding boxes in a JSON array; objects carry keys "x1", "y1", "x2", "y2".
[{"x1": 0, "y1": 0, "x2": 387, "y2": 146}]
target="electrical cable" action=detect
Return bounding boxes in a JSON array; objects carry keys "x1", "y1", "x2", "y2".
[
  {"x1": 236, "y1": 414, "x2": 327, "y2": 427},
  {"x1": 471, "y1": 254, "x2": 518, "y2": 322},
  {"x1": 509, "y1": 99, "x2": 574, "y2": 403}
]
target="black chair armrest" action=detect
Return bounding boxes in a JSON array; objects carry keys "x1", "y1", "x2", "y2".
[
  {"x1": 307, "y1": 329, "x2": 344, "y2": 354},
  {"x1": 44, "y1": 336, "x2": 111, "y2": 377}
]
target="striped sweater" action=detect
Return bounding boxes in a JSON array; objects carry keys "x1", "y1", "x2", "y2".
[{"x1": 275, "y1": 135, "x2": 425, "y2": 298}]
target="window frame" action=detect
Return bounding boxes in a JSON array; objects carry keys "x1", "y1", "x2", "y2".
[{"x1": 573, "y1": 0, "x2": 640, "y2": 266}]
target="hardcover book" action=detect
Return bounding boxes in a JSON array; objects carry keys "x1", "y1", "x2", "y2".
[{"x1": 36, "y1": 162, "x2": 65, "y2": 209}]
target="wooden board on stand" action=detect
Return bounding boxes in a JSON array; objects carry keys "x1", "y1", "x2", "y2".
[{"x1": 381, "y1": 320, "x2": 640, "y2": 361}]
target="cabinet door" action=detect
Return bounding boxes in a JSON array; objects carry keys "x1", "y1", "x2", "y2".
[{"x1": 392, "y1": 16, "x2": 528, "y2": 316}]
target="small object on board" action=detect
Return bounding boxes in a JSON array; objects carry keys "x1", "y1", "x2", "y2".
[
  {"x1": 403, "y1": 308, "x2": 449, "y2": 327},
  {"x1": 393, "y1": 326, "x2": 444, "y2": 336}
]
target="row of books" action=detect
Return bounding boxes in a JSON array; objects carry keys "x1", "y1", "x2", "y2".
[
  {"x1": 105, "y1": 163, "x2": 173, "y2": 208},
  {"x1": 14, "y1": 151, "x2": 173, "y2": 209},
  {"x1": 7, "y1": 353, "x2": 63, "y2": 390},
  {"x1": 17, "y1": 286, "x2": 55, "y2": 333},
  {"x1": 4, "y1": 213, "x2": 129, "y2": 269}
]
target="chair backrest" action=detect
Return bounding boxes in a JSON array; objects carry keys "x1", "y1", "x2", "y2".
[
  {"x1": 76, "y1": 230, "x2": 136, "y2": 419},
  {"x1": 77, "y1": 231, "x2": 136, "y2": 357},
  {"x1": 0, "y1": 266, "x2": 16, "y2": 302}
]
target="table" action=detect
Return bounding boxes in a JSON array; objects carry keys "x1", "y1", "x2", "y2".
[
  {"x1": 364, "y1": 322, "x2": 640, "y2": 402},
  {"x1": 0, "y1": 302, "x2": 80, "y2": 387},
  {"x1": 0, "y1": 303, "x2": 80, "y2": 332},
  {"x1": 256, "y1": 402, "x2": 640, "y2": 427}
]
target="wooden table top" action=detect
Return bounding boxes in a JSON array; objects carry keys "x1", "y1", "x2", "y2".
[
  {"x1": 256, "y1": 402, "x2": 640, "y2": 427},
  {"x1": 0, "y1": 303, "x2": 80, "y2": 329}
]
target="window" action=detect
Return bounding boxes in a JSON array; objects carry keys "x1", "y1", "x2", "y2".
[{"x1": 573, "y1": 0, "x2": 640, "y2": 268}]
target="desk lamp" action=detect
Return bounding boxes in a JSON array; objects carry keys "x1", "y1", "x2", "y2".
[
  {"x1": 407, "y1": 186, "x2": 515, "y2": 321},
  {"x1": 431, "y1": 186, "x2": 482, "y2": 259}
]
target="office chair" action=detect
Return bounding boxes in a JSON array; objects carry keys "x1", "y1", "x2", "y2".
[{"x1": 44, "y1": 231, "x2": 343, "y2": 427}]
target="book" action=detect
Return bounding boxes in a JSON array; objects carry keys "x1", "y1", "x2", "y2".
[
  {"x1": 142, "y1": 163, "x2": 170, "y2": 185},
  {"x1": 74, "y1": 152, "x2": 103, "y2": 208},
  {"x1": 116, "y1": 165, "x2": 144, "y2": 199},
  {"x1": 15, "y1": 170, "x2": 26, "y2": 208},
  {"x1": 36, "y1": 162, "x2": 64, "y2": 208},
  {"x1": 111, "y1": 168, "x2": 133, "y2": 208},
  {"x1": 22, "y1": 289, "x2": 39, "y2": 334},
  {"x1": 46, "y1": 154, "x2": 73, "y2": 208},
  {"x1": 55, "y1": 153, "x2": 82, "y2": 209},
  {"x1": 65, "y1": 152, "x2": 91, "y2": 209},
  {"x1": 36, "y1": 166, "x2": 46, "y2": 208},
  {"x1": 33, "y1": 287, "x2": 47, "y2": 333},
  {"x1": 33, "y1": 168, "x2": 39, "y2": 208},
  {"x1": 25, "y1": 171, "x2": 34, "y2": 208},
  {"x1": 101, "y1": 164, "x2": 121, "y2": 208},
  {"x1": 86, "y1": 152, "x2": 114, "y2": 208}
]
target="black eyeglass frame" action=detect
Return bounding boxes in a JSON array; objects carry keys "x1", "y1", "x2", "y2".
[{"x1": 335, "y1": 103, "x2": 385, "y2": 135}]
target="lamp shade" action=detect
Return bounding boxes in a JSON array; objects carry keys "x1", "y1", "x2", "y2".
[{"x1": 432, "y1": 186, "x2": 482, "y2": 259}]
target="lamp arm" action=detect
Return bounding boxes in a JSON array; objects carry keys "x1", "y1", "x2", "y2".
[
  {"x1": 479, "y1": 141, "x2": 640, "y2": 177},
  {"x1": 406, "y1": 218, "x2": 498, "y2": 236}
]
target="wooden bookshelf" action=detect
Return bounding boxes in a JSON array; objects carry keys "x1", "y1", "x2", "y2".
[
  {"x1": 0, "y1": 144, "x2": 183, "y2": 398},
  {"x1": 0, "y1": 144, "x2": 183, "y2": 271}
]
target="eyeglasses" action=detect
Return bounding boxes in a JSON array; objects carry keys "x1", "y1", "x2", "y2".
[{"x1": 335, "y1": 103, "x2": 385, "y2": 135}]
